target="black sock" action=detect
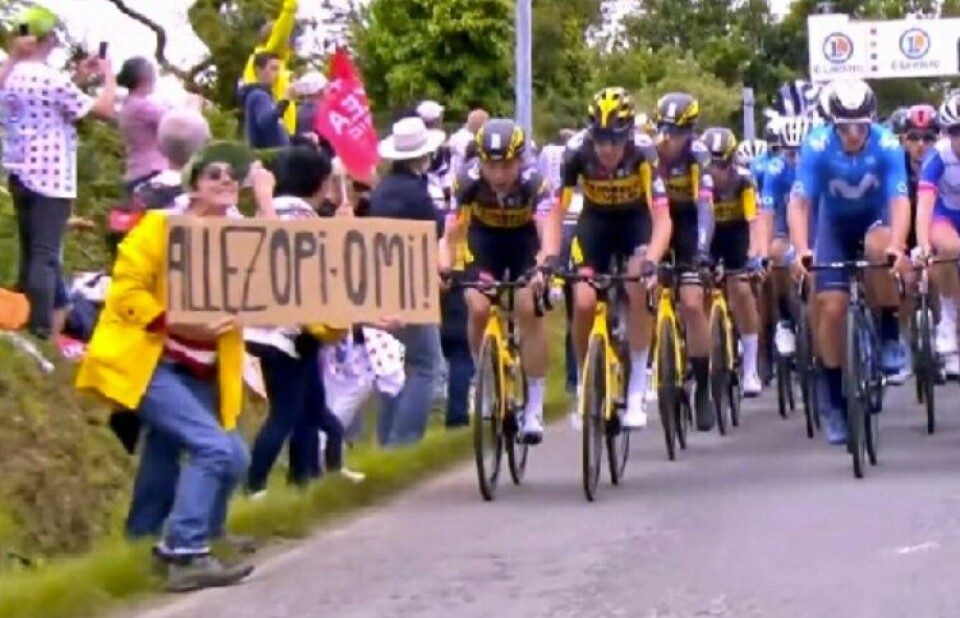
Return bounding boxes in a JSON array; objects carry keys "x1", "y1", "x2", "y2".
[
  {"x1": 690, "y1": 356, "x2": 709, "y2": 389},
  {"x1": 879, "y1": 308, "x2": 899, "y2": 343}
]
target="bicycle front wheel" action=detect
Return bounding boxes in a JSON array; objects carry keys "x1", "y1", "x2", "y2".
[
  {"x1": 506, "y1": 364, "x2": 529, "y2": 485},
  {"x1": 472, "y1": 334, "x2": 504, "y2": 500},
  {"x1": 582, "y1": 334, "x2": 606, "y2": 501},
  {"x1": 917, "y1": 300, "x2": 937, "y2": 434},
  {"x1": 796, "y1": 302, "x2": 817, "y2": 439},
  {"x1": 708, "y1": 304, "x2": 730, "y2": 436},
  {"x1": 607, "y1": 339, "x2": 631, "y2": 486},
  {"x1": 657, "y1": 318, "x2": 679, "y2": 461},
  {"x1": 845, "y1": 310, "x2": 867, "y2": 479}
]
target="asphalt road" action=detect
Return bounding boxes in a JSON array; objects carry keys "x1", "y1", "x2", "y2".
[{"x1": 133, "y1": 383, "x2": 960, "y2": 618}]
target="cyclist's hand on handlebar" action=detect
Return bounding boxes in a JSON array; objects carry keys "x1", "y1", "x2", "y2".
[
  {"x1": 526, "y1": 266, "x2": 546, "y2": 295},
  {"x1": 885, "y1": 247, "x2": 908, "y2": 275},
  {"x1": 639, "y1": 259, "x2": 658, "y2": 289},
  {"x1": 911, "y1": 245, "x2": 932, "y2": 266},
  {"x1": 695, "y1": 251, "x2": 713, "y2": 270},
  {"x1": 792, "y1": 249, "x2": 813, "y2": 279},
  {"x1": 746, "y1": 256, "x2": 765, "y2": 276}
]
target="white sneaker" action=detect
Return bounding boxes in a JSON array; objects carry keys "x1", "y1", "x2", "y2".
[
  {"x1": 569, "y1": 395, "x2": 582, "y2": 431},
  {"x1": 743, "y1": 372, "x2": 762, "y2": 398},
  {"x1": 522, "y1": 408, "x2": 544, "y2": 443},
  {"x1": 935, "y1": 318, "x2": 958, "y2": 355},
  {"x1": 943, "y1": 354, "x2": 960, "y2": 378},
  {"x1": 338, "y1": 468, "x2": 366, "y2": 483},
  {"x1": 774, "y1": 322, "x2": 796, "y2": 356},
  {"x1": 622, "y1": 393, "x2": 648, "y2": 429}
]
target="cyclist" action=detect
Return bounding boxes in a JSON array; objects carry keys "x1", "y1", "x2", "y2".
[
  {"x1": 789, "y1": 79, "x2": 911, "y2": 444},
  {"x1": 543, "y1": 87, "x2": 672, "y2": 430},
  {"x1": 916, "y1": 93, "x2": 960, "y2": 378},
  {"x1": 737, "y1": 138, "x2": 768, "y2": 187},
  {"x1": 886, "y1": 106, "x2": 910, "y2": 136},
  {"x1": 701, "y1": 126, "x2": 764, "y2": 396},
  {"x1": 761, "y1": 116, "x2": 814, "y2": 357},
  {"x1": 438, "y1": 119, "x2": 553, "y2": 444},
  {"x1": 653, "y1": 92, "x2": 716, "y2": 430}
]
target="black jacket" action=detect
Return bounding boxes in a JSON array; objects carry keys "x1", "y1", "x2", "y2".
[{"x1": 369, "y1": 164, "x2": 440, "y2": 235}]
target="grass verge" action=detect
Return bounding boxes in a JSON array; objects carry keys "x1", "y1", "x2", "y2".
[{"x1": 0, "y1": 327, "x2": 571, "y2": 618}]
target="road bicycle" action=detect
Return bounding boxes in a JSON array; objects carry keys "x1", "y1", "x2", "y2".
[
  {"x1": 456, "y1": 271, "x2": 547, "y2": 501},
  {"x1": 804, "y1": 254, "x2": 896, "y2": 479},
  {"x1": 648, "y1": 262, "x2": 690, "y2": 461},
  {"x1": 794, "y1": 273, "x2": 821, "y2": 439},
  {"x1": 562, "y1": 258, "x2": 639, "y2": 501},
  {"x1": 704, "y1": 261, "x2": 746, "y2": 435},
  {"x1": 909, "y1": 256, "x2": 944, "y2": 435}
]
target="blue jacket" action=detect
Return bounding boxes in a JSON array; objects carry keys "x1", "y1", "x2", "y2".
[{"x1": 239, "y1": 84, "x2": 290, "y2": 149}]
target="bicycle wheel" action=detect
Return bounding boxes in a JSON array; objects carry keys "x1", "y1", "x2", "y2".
[
  {"x1": 582, "y1": 334, "x2": 606, "y2": 501},
  {"x1": 607, "y1": 340, "x2": 631, "y2": 485},
  {"x1": 728, "y1": 328, "x2": 742, "y2": 428},
  {"x1": 708, "y1": 304, "x2": 729, "y2": 435},
  {"x1": 796, "y1": 303, "x2": 817, "y2": 439},
  {"x1": 657, "y1": 318, "x2": 679, "y2": 461},
  {"x1": 845, "y1": 309, "x2": 867, "y2": 479},
  {"x1": 861, "y1": 314, "x2": 882, "y2": 466},
  {"x1": 472, "y1": 334, "x2": 504, "y2": 500},
  {"x1": 506, "y1": 363, "x2": 529, "y2": 485},
  {"x1": 917, "y1": 298, "x2": 937, "y2": 434}
]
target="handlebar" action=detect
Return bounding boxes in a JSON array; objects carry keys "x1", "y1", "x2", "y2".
[{"x1": 442, "y1": 269, "x2": 553, "y2": 316}]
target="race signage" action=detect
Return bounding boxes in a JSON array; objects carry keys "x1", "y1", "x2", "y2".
[
  {"x1": 165, "y1": 216, "x2": 439, "y2": 327},
  {"x1": 807, "y1": 14, "x2": 960, "y2": 81}
]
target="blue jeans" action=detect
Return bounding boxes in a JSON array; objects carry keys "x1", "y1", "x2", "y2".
[
  {"x1": 441, "y1": 334, "x2": 474, "y2": 427},
  {"x1": 248, "y1": 348, "x2": 345, "y2": 492},
  {"x1": 377, "y1": 325, "x2": 442, "y2": 446},
  {"x1": 136, "y1": 361, "x2": 249, "y2": 555}
]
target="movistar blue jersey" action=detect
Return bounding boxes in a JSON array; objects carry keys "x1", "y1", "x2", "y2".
[
  {"x1": 760, "y1": 153, "x2": 794, "y2": 237},
  {"x1": 750, "y1": 152, "x2": 774, "y2": 192},
  {"x1": 792, "y1": 124, "x2": 908, "y2": 229}
]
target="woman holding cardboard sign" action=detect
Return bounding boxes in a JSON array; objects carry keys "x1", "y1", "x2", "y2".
[{"x1": 75, "y1": 141, "x2": 270, "y2": 592}]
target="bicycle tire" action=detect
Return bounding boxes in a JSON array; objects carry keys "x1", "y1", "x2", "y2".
[
  {"x1": 607, "y1": 339, "x2": 631, "y2": 485},
  {"x1": 910, "y1": 309, "x2": 924, "y2": 405},
  {"x1": 917, "y1": 299, "x2": 936, "y2": 434},
  {"x1": 845, "y1": 309, "x2": 867, "y2": 479},
  {"x1": 657, "y1": 318, "x2": 679, "y2": 461},
  {"x1": 776, "y1": 353, "x2": 791, "y2": 419},
  {"x1": 728, "y1": 326, "x2": 742, "y2": 427},
  {"x1": 796, "y1": 303, "x2": 817, "y2": 439},
  {"x1": 708, "y1": 305, "x2": 729, "y2": 436},
  {"x1": 582, "y1": 334, "x2": 605, "y2": 501},
  {"x1": 860, "y1": 311, "x2": 882, "y2": 466},
  {"x1": 506, "y1": 363, "x2": 529, "y2": 485},
  {"x1": 472, "y1": 334, "x2": 504, "y2": 500}
]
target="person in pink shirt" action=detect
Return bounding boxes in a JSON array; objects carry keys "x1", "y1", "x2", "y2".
[{"x1": 117, "y1": 57, "x2": 169, "y2": 194}]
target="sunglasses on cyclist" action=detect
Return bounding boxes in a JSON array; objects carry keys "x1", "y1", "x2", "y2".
[
  {"x1": 657, "y1": 124, "x2": 693, "y2": 138},
  {"x1": 947, "y1": 125, "x2": 960, "y2": 138},
  {"x1": 710, "y1": 156, "x2": 734, "y2": 168},
  {"x1": 591, "y1": 130, "x2": 630, "y2": 146},
  {"x1": 905, "y1": 131, "x2": 937, "y2": 143},
  {"x1": 835, "y1": 122, "x2": 871, "y2": 138}
]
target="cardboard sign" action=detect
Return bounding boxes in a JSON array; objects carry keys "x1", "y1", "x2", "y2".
[{"x1": 165, "y1": 216, "x2": 439, "y2": 326}]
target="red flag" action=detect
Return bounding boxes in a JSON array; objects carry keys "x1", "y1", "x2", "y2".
[{"x1": 314, "y1": 49, "x2": 379, "y2": 183}]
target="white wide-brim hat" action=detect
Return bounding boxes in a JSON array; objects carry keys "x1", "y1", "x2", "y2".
[{"x1": 378, "y1": 117, "x2": 446, "y2": 160}]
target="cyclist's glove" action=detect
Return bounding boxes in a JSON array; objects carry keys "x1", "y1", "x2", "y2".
[
  {"x1": 539, "y1": 254, "x2": 560, "y2": 276},
  {"x1": 639, "y1": 260, "x2": 657, "y2": 279},
  {"x1": 746, "y1": 256, "x2": 765, "y2": 274}
]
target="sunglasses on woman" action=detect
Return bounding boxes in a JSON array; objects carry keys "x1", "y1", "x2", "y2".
[
  {"x1": 200, "y1": 163, "x2": 238, "y2": 182},
  {"x1": 905, "y1": 131, "x2": 937, "y2": 143}
]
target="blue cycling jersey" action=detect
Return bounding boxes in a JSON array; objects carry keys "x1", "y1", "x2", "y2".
[
  {"x1": 750, "y1": 152, "x2": 773, "y2": 191},
  {"x1": 918, "y1": 138, "x2": 960, "y2": 228},
  {"x1": 792, "y1": 124, "x2": 908, "y2": 228}
]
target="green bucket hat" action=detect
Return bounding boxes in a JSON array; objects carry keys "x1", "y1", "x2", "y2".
[{"x1": 182, "y1": 141, "x2": 255, "y2": 189}]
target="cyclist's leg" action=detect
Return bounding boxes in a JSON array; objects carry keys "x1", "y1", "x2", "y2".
[
  {"x1": 513, "y1": 231, "x2": 548, "y2": 440},
  {"x1": 863, "y1": 219, "x2": 910, "y2": 379},
  {"x1": 770, "y1": 236, "x2": 798, "y2": 353},
  {"x1": 717, "y1": 224, "x2": 761, "y2": 394},
  {"x1": 673, "y1": 208, "x2": 712, "y2": 429},
  {"x1": 624, "y1": 211, "x2": 655, "y2": 427},
  {"x1": 463, "y1": 229, "x2": 494, "y2": 359},
  {"x1": 814, "y1": 219, "x2": 855, "y2": 444},
  {"x1": 930, "y1": 209, "x2": 960, "y2": 375}
]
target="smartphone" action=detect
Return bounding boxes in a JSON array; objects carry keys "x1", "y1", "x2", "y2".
[
  {"x1": 17, "y1": 23, "x2": 28, "y2": 36},
  {"x1": 98, "y1": 41, "x2": 108, "y2": 59}
]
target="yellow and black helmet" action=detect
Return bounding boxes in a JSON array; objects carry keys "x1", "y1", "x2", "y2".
[
  {"x1": 654, "y1": 92, "x2": 700, "y2": 129},
  {"x1": 700, "y1": 127, "x2": 738, "y2": 161},
  {"x1": 475, "y1": 118, "x2": 526, "y2": 161},
  {"x1": 587, "y1": 87, "x2": 636, "y2": 137}
]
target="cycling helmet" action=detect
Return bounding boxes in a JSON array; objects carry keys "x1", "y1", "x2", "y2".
[
  {"x1": 735, "y1": 139, "x2": 768, "y2": 166},
  {"x1": 778, "y1": 116, "x2": 812, "y2": 148},
  {"x1": 701, "y1": 127, "x2": 738, "y2": 161},
  {"x1": 937, "y1": 93, "x2": 960, "y2": 129},
  {"x1": 654, "y1": 92, "x2": 700, "y2": 129},
  {"x1": 475, "y1": 118, "x2": 525, "y2": 161},
  {"x1": 825, "y1": 79, "x2": 877, "y2": 124},
  {"x1": 815, "y1": 82, "x2": 833, "y2": 122},
  {"x1": 905, "y1": 104, "x2": 938, "y2": 133},
  {"x1": 587, "y1": 87, "x2": 636, "y2": 137},
  {"x1": 887, "y1": 106, "x2": 909, "y2": 134},
  {"x1": 763, "y1": 120, "x2": 779, "y2": 143}
]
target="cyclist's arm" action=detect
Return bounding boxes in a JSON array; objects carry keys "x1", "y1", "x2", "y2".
[
  {"x1": 533, "y1": 176, "x2": 556, "y2": 258},
  {"x1": 881, "y1": 140, "x2": 911, "y2": 252},
  {"x1": 646, "y1": 165, "x2": 672, "y2": 264},
  {"x1": 691, "y1": 143, "x2": 715, "y2": 253},
  {"x1": 742, "y1": 176, "x2": 764, "y2": 259},
  {"x1": 759, "y1": 165, "x2": 782, "y2": 253},
  {"x1": 916, "y1": 148, "x2": 944, "y2": 251},
  {"x1": 787, "y1": 147, "x2": 823, "y2": 255},
  {"x1": 439, "y1": 178, "x2": 469, "y2": 270},
  {"x1": 544, "y1": 148, "x2": 579, "y2": 258}
]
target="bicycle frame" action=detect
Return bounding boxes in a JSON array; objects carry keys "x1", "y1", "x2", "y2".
[
  {"x1": 651, "y1": 270, "x2": 684, "y2": 390},
  {"x1": 705, "y1": 265, "x2": 745, "y2": 372}
]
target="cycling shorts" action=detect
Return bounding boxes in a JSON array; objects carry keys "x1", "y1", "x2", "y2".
[
  {"x1": 813, "y1": 214, "x2": 882, "y2": 292},
  {"x1": 571, "y1": 210, "x2": 651, "y2": 273},
  {"x1": 465, "y1": 225, "x2": 538, "y2": 281},
  {"x1": 669, "y1": 205, "x2": 700, "y2": 282},
  {"x1": 711, "y1": 222, "x2": 749, "y2": 271},
  {"x1": 931, "y1": 201, "x2": 960, "y2": 237}
]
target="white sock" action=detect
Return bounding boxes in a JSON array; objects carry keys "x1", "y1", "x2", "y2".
[
  {"x1": 526, "y1": 378, "x2": 546, "y2": 419},
  {"x1": 742, "y1": 334, "x2": 759, "y2": 377},
  {"x1": 628, "y1": 349, "x2": 650, "y2": 398}
]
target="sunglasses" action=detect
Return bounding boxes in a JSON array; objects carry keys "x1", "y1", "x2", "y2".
[
  {"x1": 710, "y1": 157, "x2": 734, "y2": 168},
  {"x1": 835, "y1": 123, "x2": 870, "y2": 138},
  {"x1": 905, "y1": 131, "x2": 937, "y2": 143},
  {"x1": 200, "y1": 163, "x2": 238, "y2": 182},
  {"x1": 657, "y1": 125, "x2": 693, "y2": 138},
  {"x1": 947, "y1": 125, "x2": 960, "y2": 138},
  {"x1": 769, "y1": 144, "x2": 783, "y2": 154}
]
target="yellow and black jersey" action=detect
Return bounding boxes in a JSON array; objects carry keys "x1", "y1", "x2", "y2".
[
  {"x1": 712, "y1": 166, "x2": 758, "y2": 225},
  {"x1": 560, "y1": 131, "x2": 667, "y2": 213},
  {"x1": 451, "y1": 160, "x2": 553, "y2": 230},
  {"x1": 658, "y1": 137, "x2": 714, "y2": 210}
]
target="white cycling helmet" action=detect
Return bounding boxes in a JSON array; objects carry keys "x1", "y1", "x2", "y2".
[
  {"x1": 779, "y1": 116, "x2": 812, "y2": 148},
  {"x1": 735, "y1": 138, "x2": 768, "y2": 166},
  {"x1": 938, "y1": 92, "x2": 960, "y2": 129}
]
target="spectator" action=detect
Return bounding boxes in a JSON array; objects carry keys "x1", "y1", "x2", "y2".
[
  {"x1": 239, "y1": 52, "x2": 291, "y2": 149},
  {"x1": 370, "y1": 117, "x2": 445, "y2": 446},
  {"x1": 438, "y1": 222, "x2": 473, "y2": 428},
  {"x1": 75, "y1": 142, "x2": 266, "y2": 592},
  {"x1": 0, "y1": 5, "x2": 116, "y2": 339},
  {"x1": 449, "y1": 108, "x2": 489, "y2": 174},
  {"x1": 245, "y1": 145, "x2": 357, "y2": 495},
  {"x1": 240, "y1": 0, "x2": 298, "y2": 135},
  {"x1": 291, "y1": 70, "x2": 336, "y2": 159},
  {"x1": 416, "y1": 100, "x2": 452, "y2": 209},
  {"x1": 116, "y1": 56, "x2": 169, "y2": 195}
]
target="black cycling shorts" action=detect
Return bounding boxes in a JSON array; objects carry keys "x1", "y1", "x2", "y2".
[
  {"x1": 465, "y1": 225, "x2": 538, "y2": 281},
  {"x1": 669, "y1": 205, "x2": 699, "y2": 273},
  {"x1": 710, "y1": 222, "x2": 749, "y2": 271},
  {"x1": 571, "y1": 210, "x2": 651, "y2": 272}
]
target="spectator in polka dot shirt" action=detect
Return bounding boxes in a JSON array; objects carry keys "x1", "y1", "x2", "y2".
[{"x1": 0, "y1": 6, "x2": 117, "y2": 339}]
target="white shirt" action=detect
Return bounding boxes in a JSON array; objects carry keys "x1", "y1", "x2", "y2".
[{"x1": 0, "y1": 61, "x2": 94, "y2": 198}]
